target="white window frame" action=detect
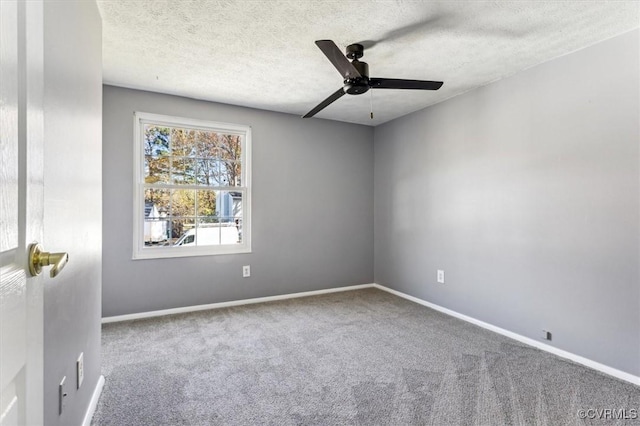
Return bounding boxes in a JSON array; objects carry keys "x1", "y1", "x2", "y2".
[{"x1": 132, "y1": 112, "x2": 251, "y2": 259}]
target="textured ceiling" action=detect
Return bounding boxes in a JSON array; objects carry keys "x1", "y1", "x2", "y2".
[{"x1": 97, "y1": 1, "x2": 639, "y2": 126}]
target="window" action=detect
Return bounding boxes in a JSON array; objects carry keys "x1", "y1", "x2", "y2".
[{"x1": 133, "y1": 112, "x2": 251, "y2": 259}]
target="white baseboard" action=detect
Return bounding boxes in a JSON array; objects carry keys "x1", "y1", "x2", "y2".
[
  {"x1": 82, "y1": 375, "x2": 105, "y2": 426},
  {"x1": 102, "y1": 284, "x2": 376, "y2": 324},
  {"x1": 101, "y1": 281, "x2": 639, "y2": 386},
  {"x1": 372, "y1": 283, "x2": 640, "y2": 386}
]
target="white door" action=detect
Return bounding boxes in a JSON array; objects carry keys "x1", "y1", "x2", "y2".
[{"x1": 0, "y1": 0, "x2": 45, "y2": 424}]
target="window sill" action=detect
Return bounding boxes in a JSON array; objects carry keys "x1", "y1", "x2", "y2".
[{"x1": 132, "y1": 245, "x2": 251, "y2": 260}]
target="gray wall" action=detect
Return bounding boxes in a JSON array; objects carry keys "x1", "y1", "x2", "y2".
[
  {"x1": 43, "y1": 0, "x2": 102, "y2": 424},
  {"x1": 102, "y1": 86, "x2": 373, "y2": 317},
  {"x1": 374, "y1": 29, "x2": 640, "y2": 376}
]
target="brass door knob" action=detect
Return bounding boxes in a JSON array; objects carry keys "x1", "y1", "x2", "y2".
[{"x1": 28, "y1": 243, "x2": 69, "y2": 278}]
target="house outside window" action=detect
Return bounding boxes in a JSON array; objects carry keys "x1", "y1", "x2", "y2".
[{"x1": 133, "y1": 112, "x2": 251, "y2": 259}]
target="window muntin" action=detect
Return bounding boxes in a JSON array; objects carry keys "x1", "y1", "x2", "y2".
[{"x1": 133, "y1": 112, "x2": 251, "y2": 259}]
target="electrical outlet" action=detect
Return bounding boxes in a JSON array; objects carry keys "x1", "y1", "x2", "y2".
[
  {"x1": 242, "y1": 265, "x2": 250, "y2": 278},
  {"x1": 59, "y1": 376, "x2": 68, "y2": 414},
  {"x1": 437, "y1": 270, "x2": 445, "y2": 284},
  {"x1": 77, "y1": 352, "x2": 84, "y2": 389},
  {"x1": 542, "y1": 330, "x2": 552, "y2": 341}
]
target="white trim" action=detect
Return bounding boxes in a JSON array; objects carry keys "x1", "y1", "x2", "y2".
[
  {"x1": 132, "y1": 243, "x2": 251, "y2": 260},
  {"x1": 134, "y1": 112, "x2": 251, "y2": 135},
  {"x1": 102, "y1": 284, "x2": 376, "y2": 323},
  {"x1": 372, "y1": 284, "x2": 640, "y2": 386},
  {"x1": 81, "y1": 375, "x2": 105, "y2": 426}
]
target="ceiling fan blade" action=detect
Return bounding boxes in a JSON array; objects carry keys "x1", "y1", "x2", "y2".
[
  {"x1": 302, "y1": 87, "x2": 345, "y2": 118},
  {"x1": 315, "y1": 40, "x2": 361, "y2": 79},
  {"x1": 370, "y1": 78, "x2": 443, "y2": 90}
]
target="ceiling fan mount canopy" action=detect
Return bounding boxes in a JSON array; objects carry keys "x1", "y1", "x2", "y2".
[
  {"x1": 345, "y1": 43, "x2": 364, "y2": 60},
  {"x1": 303, "y1": 40, "x2": 443, "y2": 118}
]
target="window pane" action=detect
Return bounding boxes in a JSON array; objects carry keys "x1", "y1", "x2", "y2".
[
  {"x1": 171, "y1": 128, "x2": 196, "y2": 157},
  {"x1": 195, "y1": 159, "x2": 239, "y2": 187},
  {"x1": 224, "y1": 191, "x2": 243, "y2": 219},
  {"x1": 143, "y1": 189, "x2": 170, "y2": 245},
  {"x1": 214, "y1": 191, "x2": 236, "y2": 223},
  {"x1": 170, "y1": 189, "x2": 195, "y2": 217},
  {"x1": 196, "y1": 189, "x2": 217, "y2": 217},
  {"x1": 196, "y1": 159, "x2": 219, "y2": 186},
  {"x1": 145, "y1": 155, "x2": 170, "y2": 184},
  {"x1": 218, "y1": 134, "x2": 242, "y2": 161},
  {"x1": 195, "y1": 223, "x2": 221, "y2": 246},
  {"x1": 170, "y1": 218, "x2": 195, "y2": 245},
  {"x1": 144, "y1": 188, "x2": 170, "y2": 215},
  {"x1": 144, "y1": 125, "x2": 170, "y2": 157},
  {"x1": 194, "y1": 221, "x2": 240, "y2": 246},
  {"x1": 194, "y1": 131, "x2": 220, "y2": 158},
  {"x1": 218, "y1": 223, "x2": 240, "y2": 245},
  {"x1": 171, "y1": 157, "x2": 197, "y2": 185},
  {"x1": 223, "y1": 160, "x2": 242, "y2": 186}
]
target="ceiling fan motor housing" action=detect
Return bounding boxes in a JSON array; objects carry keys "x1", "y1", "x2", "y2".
[{"x1": 344, "y1": 60, "x2": 370, "y2": 95}]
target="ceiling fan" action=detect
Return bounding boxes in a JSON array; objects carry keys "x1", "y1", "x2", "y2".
[{"x1": 303, "y1": 40, "x2": 443, "y2": 118}]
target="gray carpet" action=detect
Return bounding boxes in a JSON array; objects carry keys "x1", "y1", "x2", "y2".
[{"x1": 92, "y1": 288, "x2": 640, "y2": 425}]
